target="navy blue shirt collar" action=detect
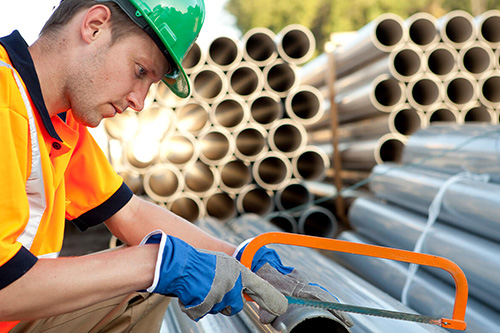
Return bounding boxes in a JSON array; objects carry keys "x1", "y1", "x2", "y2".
[{"x1": 0, "y1": 30, "x2": 62, "y2": 141}]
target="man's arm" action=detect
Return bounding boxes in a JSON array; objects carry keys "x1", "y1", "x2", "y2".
[
  {"x1": 0, "y1": 244, "x2": 158, "y2": 321},
  {"x1": 105, "y1": 195, "x2": 237, "y2": 255}
]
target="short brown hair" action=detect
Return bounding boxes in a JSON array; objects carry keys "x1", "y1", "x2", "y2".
[{"x1": 40, "y1": 0, "x2": 142, "y2": 43}]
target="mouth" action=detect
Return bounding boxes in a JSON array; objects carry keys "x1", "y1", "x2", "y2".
[{"x1": 112, "y1": 104, "x2": 123, "y2": 115}]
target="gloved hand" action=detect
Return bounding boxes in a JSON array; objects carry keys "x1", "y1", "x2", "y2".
[
  {"x1": 234, "y1": 239, "x2": 354, "y2": 329},
  {"x1": 141, "y1": 230, "x2": 288, "y2": 321}
]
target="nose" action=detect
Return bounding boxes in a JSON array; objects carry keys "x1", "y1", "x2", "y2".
[{"x1": 127, "y1": 84, "x2": 150, "y2": 111}]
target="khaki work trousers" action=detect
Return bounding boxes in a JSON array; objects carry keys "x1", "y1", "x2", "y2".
[{"x1": 10, "y1": 293, "x2": 171, "y2": 333}]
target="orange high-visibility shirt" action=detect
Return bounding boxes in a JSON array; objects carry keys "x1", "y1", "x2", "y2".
[{"x1": 0, "y1": 31, "x2": 133, "y2": 331}]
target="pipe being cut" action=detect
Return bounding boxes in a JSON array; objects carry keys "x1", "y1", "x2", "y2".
[
  {"x1": 206, "y1": 36, "x2": 243, "y2": 72},
  {"x1": 275, "y1": 24, "x2": 316, "y2": 65},
  {"x1": 241, "y1": 27, "x2": 278, "y2": 67}
]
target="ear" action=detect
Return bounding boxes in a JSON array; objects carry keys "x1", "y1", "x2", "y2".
[{"x1": 80, "y1": 5, "x2": 112, "y2": 44}]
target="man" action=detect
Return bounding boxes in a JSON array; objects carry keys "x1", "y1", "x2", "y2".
[{"x1": 0, "y1": 0, "x2": 352, "y2": 332}]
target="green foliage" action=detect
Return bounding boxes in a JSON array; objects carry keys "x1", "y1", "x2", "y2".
[{"x1": 225, "y1": 0, "x2": 500, "y2": 54}]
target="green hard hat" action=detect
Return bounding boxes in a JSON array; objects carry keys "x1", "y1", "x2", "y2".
[{"x1": 98, "y1": 0, "x2": 205, "y2": 98}]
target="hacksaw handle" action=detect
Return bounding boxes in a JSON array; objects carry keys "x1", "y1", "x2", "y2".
[{"x1": 240, "y1": 232, "x2": 467, "y2": 331}]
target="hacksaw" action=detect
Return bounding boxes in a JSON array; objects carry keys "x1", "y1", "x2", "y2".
[{"x1": 240, "y1": 232, "x2": 467, "y2": 331}]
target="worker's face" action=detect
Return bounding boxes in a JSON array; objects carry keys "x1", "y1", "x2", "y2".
[{"x1": 67, "y1": 30, "x2": 171, "y2": 127}]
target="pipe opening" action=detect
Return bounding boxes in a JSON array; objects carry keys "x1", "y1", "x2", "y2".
[
  {"x1": 205, "y1": 193, "x2": 237, "y2": 222},
  {"x1": 270, "y1": 123, "x2": 305, "y2": 154},
  {"x1": 267, "y1": 214, "x2": 297, "y2": 233},
  {"x1": 255, "y1": 156, "x2": 289, "y2": 187},
  {"x1": 266, "y1": 62, "x2": 296, "y2": 94},
  {"x1": 464, "y1": 106, "x2": 493, "y2": 123},
  {"x1": 182, "y1": 43, "x2": 203, "y2": 73},
  {"x1": 245, "y1": 31, "x2": 276, "y2": 63},
  {"x1": 393, "y1": 48, "x2": 421, "y2": 77},
  {"x1": 409, "y1": 18, "x2": 437, "y2": 46},
  {"x1": 446, "y1": 77, "x2": 475, "y2": 105},
  {"x1": 281, "y1": 30, "x2": 312, "y2": 61},
  {"x1": 229, "y1": 66, "x2": 260, "y2": 96},
  {"x1": 410, "y1": 78, "x2": 440, "y2": 106},
  {"x1": 393, "y1": 108, "x2": 422, "y2": 136},
  {"x1": 169, "y1": 196, "x2": 202, "y2": 223},
  {"x1": 288, "y1": 89, "x2": 321, "y2": 122},
  {"x1": 298, "y1": 208, "x2": 337, "y2": 237},
  {"x1": 428, "y1": 48, "x2": 455, "y2": 76},
  {"x1": 176, "y1": 103, "x2": 209, "y2": 134},
  {"x1": 249, "y1": 94, "x2": 283, "y2": 126},
  {"x1": 237, "y1": 187, "x2": 273, "y2": 215},
  {"x1": 208, "y1": 37, "x2": 240, "y2": 68},
  {"x1": 192, "y1": 69, "x2": 225, "y2": 100},
  {"x1": 375, "y1": 19, "x2": 404, "y2": 47},
  {"x1": 294, "y1": 149, "x2": 328, "y2": 181},
  {"x1": 445, "y1": 17, "x2": 474, "y2": 44},
  {"x1": 277, "y1": 183, "x2": 312, "y2": 211},
  {"x1": 213, "y1": 99, "x2": 246, "y2": 129},
  {"x1": 481, "y1": 16, "x2": 500, "y2": 43},
  {"x1": 482, "y1": 76, "x2": 500, "y2": 103},
  {"x1": 374, "y1": 78, "x2": 403, "y2": 107},
  {"x1": 184, "y1": 162, "x2": 216, "y2": 194},
  {"x1": 220, "y1": 160, "x2": 252, "y2": 190},
  {"x1": 462, "y1": 46, "x2": 492, "y2": 74},
  {"x1": 199, "y1": 131, "x2": 231, "y2": 164},
  {"x1": 379, "y1": 137, "x2": 405, "y2": 163},
  {"x1": 234, "y1": 127, "x2": 267, "y2": 159},
  {"x1": 160, "y1": 134, "x2": 196, "y2": 166},
  {"x1": 428, "y1": 108, "x2": 458, "y2": 123},
  {"x1": 145, "y1": 166, "x2": 182, "y2": 201}
]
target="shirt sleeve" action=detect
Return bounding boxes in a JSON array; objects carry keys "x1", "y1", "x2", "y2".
[{"x1": 64, "y1": 113, "x2": 133, "y2": 231}]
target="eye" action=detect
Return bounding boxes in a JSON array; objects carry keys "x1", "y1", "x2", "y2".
[{"x1": 136, "y1": 65, "x2": 147, "y2": 78}]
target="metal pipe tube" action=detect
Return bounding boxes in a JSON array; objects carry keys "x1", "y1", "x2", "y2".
[
  {"x1": 175, "y1": 98, "x2": 211, "y2": 135},
  {"x1": 370, "y1": 162, "x2": 500, "y2": 242},
  {"x1": 298, "y1": 205, "x2": 338, "y2": 238},
  {"x1": 443, "y1": 71, "x2": 478, "y2": 110},
  {"x1": 425, "y1": 103, "x2": 461, "y2": 125},
  {"x1": 143, "y1": 163, "x2": 184, "y2": 203},
  {"x1": 334, "y1": 74, "x2": 406, "y2": 123},
  {"x1": 166, "y1": 192, "x2": 205, "y2": 223},
  {"x1": 402, "y1": 123, "x2": 500, "y2": 182},
  {"x1": 235, "y1": 184, "x2": 274, "y2": 216},
  {"x1": 196, "y1": 215, "x2": 448, "y2": 332},
  {"x1": 218, "y1": 158, "x2": 252, "y2": 195},
  {"x1": 137, "y1": 103, "x2": 176, "y2": 141},
  {"x1": 458, "y1": 41, "x2": 495, "y2": 79},
  {"x1": 241, "y1": 27, "x2": 278, "y2": 67},
  {"x1": 183, "y1": 160, "x2": 219, "y2": 197},
  {"x1": 190, "y1": 65, "x2": 228, "y2": 103},
  {"x1": 274, "y1": 179, "x2": 313, "y2": 215},
  {"x1": 334, "y1": 231, "x2": 500, "y2": 333},
  {"x1": 252, "y1": 151, "x2": 292, "y2": 190},
  {"x1": 336, "y1": 115, "x2": 391, "y2": 142},
  {"x1": 275, "y1": 24, "x2": 316, "y2": 65},
  {"x1": 206, "y1": 36, "x2": 243, "y2": 72},
  {"x1": 182, "y1": 42, "x2": 206, "y2": 75},
  {"x1": 264, "y1": 211, "x2": 298, "y2": 233},
  {"x1": 263, "y1": 59, "x2": 299, "y2": 98},
  {"x1": 291, "y1": 145, "x2": 330, "y2": 181},
  {"x1": 348, "y1": 196, "x2": 500, "y2": 312},
  {"x1": 478, "y1": 69, "x2": 500, "y2": 109},
  {"x1": 284, "y1": 85, "x2": 325, "y2": 127},
  {"x1": 424, "y1": 42, "x2": 459, "y2": 81},
  {"x1": 203, "y1": 191, "x2": 237, "y2": 223},
  {"x1": 210, "y1": 94, "x2": 249, "y2": 132},
  {"x1": 232, "y1": 122, "x2": 268, "y2": 162},
  {"x1": 198, "y1": 126, "x2": 235, "y2": 166},
  {"x1": 388, "y1": 106, "x2": 427, "y2": 137},
  {"x1": 247, "y1": 91, "x2": 284, "y2": 129},
  {"x1": 159, "y1": 131, "x2": 199, "y2": 169},
  {"x1": 437, "y1": 10, "x2": 477, "y2": 49},
  {"x1": 124, "y1": 135, "x2": 160, "y2": 172},
  {"x1": 226, "y1": 61, "x2": 264, "y2": 99},
  {"x1": 406, "y1": 73, "x2": 443, "y2": 111},
  {"x1": 268, "y1": 119, "x2": 307, "y2": 158},
  {"x1": 299, "y1": 53, "x2": 328, "y2": 88},
  {"x1": 334, "y1": 13, "x2": 407, "y2": 79},
  {"x1": 104, "y1": 110, "x2": 138, "y2": 141},
  {"x1": 462, "y1": 102, "x2": 497, "y2": 124},
  {"x1": 405, "y1": 12, "x2": 439, "y2": 51},
  {"x1": 475, "y1": 9, "x2": 500, "y2": 49}
]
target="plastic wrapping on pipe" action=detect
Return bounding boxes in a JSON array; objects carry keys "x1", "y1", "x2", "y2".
[
  {"x1": 348, "y1": 197, "x2": 500, "y2": 312},
  {"x1": 402, "y1": 124, "x2": 500, "y2": 183},
  {"x1": 195, "y1": 215, "x2": 448, "y2": 333},
  {"x1": 370, "y1": 163, "x2": 500, "y2": 242},
  {"x1": 333, "y1": 231, "x2": 500, "y2": 333}
]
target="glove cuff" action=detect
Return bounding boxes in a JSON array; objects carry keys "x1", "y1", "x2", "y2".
[{"x1": 140, "y1": 229, "x2": 168, "y2": 292}]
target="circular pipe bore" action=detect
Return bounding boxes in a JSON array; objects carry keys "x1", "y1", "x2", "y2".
[
  {"x1": 285, "y1": 85, "x2": 325, "y2": 126},
  {"x1": 198, "y1": 126, "x2": 235, "y2": 166},
  {"x1": 210, "y1": 94, "x2": 249, "y2": 132},
  {"x1": 389, "y1": 43, "x2": 425, "y2": 82},
  {"x1": 479, "y1": 71, "x2": 500, "y2": 108},
  {"x1": 206, "y1": 36, "x2": 243, "y2": 71},
  {"x1": 252, "y1": 151, "x2": 292, "y2": 190},
  {"x1": 426, "y1": 43, "x2": 458, "y2": 80},
  {"x1": 275, "y1": 180, "x2": 313, "y2": 214},
  {"x1": 183, "y1": 161, "x2": 219, "y2": 197},
  {"x1": 265, "y1": 212, "x2": 298, "y2": 233},
  {"x1": 226, "y1": 61, "x2": 264, "y2": 99},
  {"x1": 476, "y1": 10, "x2": 500, "y2": 49},
  {"x1": 458, "y1": 41, "x2": 495, "y2": 78},
  {"x1": 236, "y1": 184, "x2": 274, "y2": 215},
  {"x1": 190, "y1": 65, "x2": 228, "y2": 103},
  {"x1": 143, "y1": 163, "x2": 184, "y2": 203},
  {"x1": 426, "y1": 105, "x2": 461, "y2": 124},
  {"x1": 203, "y1": 191, "x2": 237, "y2": 223},
  {"x1": 463, "y1": 104, "x2": 496, "y2": 124},
  {"x1": 291, "y1": 145, "x2": 330, "y2": 181},
  {"x1": 375, "y1": 133, "x2": 407, "y2": 165},
  {"x1": 242, "y1": 27, "x2": 278, "y2": 66},
  {"x1": 248, "y1": 91, "x2": 284, "y2": 128},
  {"x1": 159, "y1": 132, "x2": 198, "y2": 169},
  {"x1": 263, "y1": 59, "x2": 298, "y2": 97},
  {"x1": 276, "y1": 24, "x2": 316, "y2": 65},
  {"x1": 175, "y1": 99, "x2": 211, "y2": 135},
  {"x1": 406, "y1": 12, "x2": 439, "y2": 50},
  {"x1": 443, "y1": 72, "x2": 477, "y2": 109},
  {"x1": 219, "y1": 159, "x2": 252, "y2": 194},
  {"x1": 298, "y1": 206, "x2": 338, "y2": 238},
  {"x1": 438, "y1": 10, "x2": 476, "y2": 48},
  {"x1": 167, "y1": 193, "x2": 204, "y2": 223},
  {"x1": 104, "y1": 110, "x2": 138, "y2": 141},
  {"x1": 182, "y1": 42, "x2": 205, "y2": 74},
  {"x1": 268, "y1": 119, "x2": 307, "y2": 158},
  {"x1": 370, "y1": 74, "x2": 406, "y2": 112},
  {"x1": 407, "y1": 74, "x2": 442, "y2": 111},
  {"x1": 389, "y1": 107, "x2": 426, "y2": 137},
  {"x1": 233, "y1": 123, "x2": 268, "y2": 161}
]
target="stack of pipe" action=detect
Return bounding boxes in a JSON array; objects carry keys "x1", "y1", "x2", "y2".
[
  {"x1": 102, "y1": 25, "x2": 341, "y2": 236},
  {"x1": 328, "y1": 123, "x2": 500, "y2": 332},
  {"x1": 303, "y1": 10, "x2": 500, "y2": 183}
]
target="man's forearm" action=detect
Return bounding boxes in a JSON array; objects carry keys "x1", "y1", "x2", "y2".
[{"x1": 0, "y1": 244, "x2": 158, "y2": 322}]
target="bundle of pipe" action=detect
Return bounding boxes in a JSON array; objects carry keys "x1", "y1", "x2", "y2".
[
  {"x1": 161, "y1": 214, "x2": 449, "y2": 333},
  {"x1": 100, "y1": 25, "x2": 343, "y2": 236},
  {"x1": 303, "y1": 10, "x2": 500, "y2": 184}
]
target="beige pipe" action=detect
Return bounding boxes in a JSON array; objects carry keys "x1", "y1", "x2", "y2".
[
  {"x1": 458, "y1": 41, "x2": 495, "y2": 79},
  {"x1": 478, "y1": 69, "x2": 500, "y2": 109},
  {"x1": 136, "y1": 102, "x2": 176, "y2": 141},
  {"x1": 268, "y1": 118, "x2": 307, "y2": 158},
  {"x1": 389, "y1": 106, "x2": 427, "y2": 137},
  {"x1": 241, "y1": 27, "x2": 278, "y2": 67},
  {"x1": 236, "y1": 184, "x2": 275, "y2": 216},
  {"x1": 437, "y1": 10, "x2": 477, "y2": 49},
  {"x1": 247, "y1": 91, "x2": 284, "y2": 129},
  {"x1": 203, "y1": 191, "x2": 238, "y2": 223},
  {"x1": 233, "y1": 122, "x2": 268, "y2": 162},
  {"x1": 226, "y1": 61, "x2": 264, "y2": 99},
  {"x1": 190, "y1": 64, "x2": 228, "y2": 103},
  {"x1": 117, "y1": 168, "x2": 144, "y2": 195},
  {"x1": 210, "y1": 94, "x2": 249, "y2": 132},
  {"x1": 197, "y1": 126, "x2": 235, "y2": 166},
  {"x1": 183, "y1": 160, "x2": 220, "y2": 198},
  {"x1": 424, "y1": 42, "x2": 459, "y2": 81},
  {"x1": 291, "y1": 145, "x2": 330, "y2": 181},
  {"x1": 274, "y1": 179, "x2": 313, "y2": 215},
  {"x1": 298, "y1": 205, "x2": 339, "y2": 238},
  {"x1": 407, "y1": 73, "x2": 443, "y2": 111},
  {"x1": 206, "y1": 36, "x2": 243, "y2": 72},
  {"x1": 159, "y1": 131, "x2": 198, "y2": 169},
  {"x1": 167, "y1": 192, "x2": 205, "y2": 223},
  {"x1": 143, "y1": 163, "x2": 184, "y2": 203},
  {"x1": 218, "y1": 158, "x2": 252, "y2": 195},
  {"x1": 103, "y1": 110, "x2": 138, "y2": 141},
  {"x1": 475, "y1": 10, "x2": 500, "y2": 49},
  {"x1": 275, "y1": 24, "x2": 316, "y2": 65},
  {"x1": 426, "y1": 103, "x2": 462, "y2": 125},
  {"x1": 405, "y1": 12, "x2": 439, "y2": 51},
  {"x1": 284, "y1": 85, "x2": 325, "y2": 127},
  {"x1": 252, "y1": 151, "x2": 292, "y2": 190},
  {"x1": 175, "y1": 98, "x2": 211, "y2": 135},
  {"x1": 124, "y1": 135, "x2": 160, "y2": 172},
  {"x1": 155, "y1": 81, "x2": 190, "y2": 109},
  {"x1": 462, "y1": 102, "x2": 497, "y2": 124},
  {"x1": 263, "y1": 59, "x2": 298, "y2": 98},
  {"x1": 182, "y1": 42, "x2": 205, "y2": 74},
  {"x1": 443, "y1": 71, "x2": 478, "y2": 109},
  {"x1": 265, "y1": 211, "x2": 298, "y2": 233}
]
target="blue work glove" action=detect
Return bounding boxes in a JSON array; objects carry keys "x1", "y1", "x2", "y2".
[
  {"x1": 234, "y1": 239, "x2": 354, "y2": 329},
  {"x1": 140, "y1": 230, "x2": 288, "y2": 321}
]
